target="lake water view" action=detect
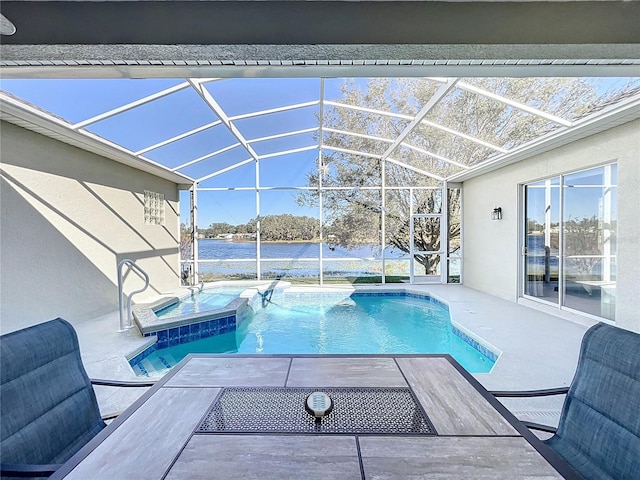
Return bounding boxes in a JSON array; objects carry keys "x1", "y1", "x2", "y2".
[
  {"x1": 194, "y1": 239, "x2": 411, "y2": 279},
  {"x1": 199, "y1": 239, "x2": 406, "y2": 259}
]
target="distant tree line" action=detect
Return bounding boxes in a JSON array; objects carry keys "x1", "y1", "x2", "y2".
[
  {"x1": 199, "y1": 214, "x2": 320, "y2": 242},
  {"x1": 202, "y1": 221, "x2": 256, "y2": 237}
]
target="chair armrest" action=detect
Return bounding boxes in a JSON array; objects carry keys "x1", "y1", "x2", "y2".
[
  {"x1": 91, "y1": 379, "x2": 154, "y2": 422},
  {"x1": 91, "y1": 378, "x2": 156, "y2": 387},
  {"x1": 1, "y1": 463, "x2": 62, "y2": 477},
  {"x1": 521, "y1": 421, "x2": 558, "y2": 434},
  {"x1": 489, "y1": 387, "x2": 569, "y2": 398},
  {"x1": 101, "y1": 410, "x2": 123, "y2": 421}
]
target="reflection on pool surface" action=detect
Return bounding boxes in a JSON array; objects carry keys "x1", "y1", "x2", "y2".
[{"x1": 131, "y1": 291, "x2": 497, "y2": 376}]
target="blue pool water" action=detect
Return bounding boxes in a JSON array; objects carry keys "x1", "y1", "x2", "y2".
[
  {"x1": 155, "y1": 286, "x2": 245, "y2": 319},
  {"x1": 132, "y1": 293, "x2": 496, "y2": 375}
]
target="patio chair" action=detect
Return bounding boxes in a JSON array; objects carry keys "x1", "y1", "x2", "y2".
[
  {"x1": 0, "y1": 318, "x2": 155, "y2": 479},
  {"x1": 492, "y1": 322, "x2": 640, "y2": 480}
]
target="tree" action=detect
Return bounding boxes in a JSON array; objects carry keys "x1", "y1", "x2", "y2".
[
  {"x1": 202, "y1": 222, "x2": 236, "y2": 238},
  {"x1": 255, "y1": 214, "x2": 319, "y2": 241},
  {"x1": 180, "y1": 223, "x2": 193, "y2": 284},
  {"x1": 527, "y1": 218, "x2": 543, "y2": 234},
  {"x1": 179, "y1": 223, "x2": 191, "y2": 260},
  {"x1": 564, "y1": 215, "x2": 615, "y2": 279},
  {"x1": 299, "y1": 78, "x2": 637, "y2": 274}
]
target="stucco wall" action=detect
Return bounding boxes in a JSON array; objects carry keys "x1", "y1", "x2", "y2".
[
  {"x1": 0, "y1": 121, "x2": 181, "y2": 333},
  {"x1": 463, "y1": 119, "x2": 640, "y2": 332}
]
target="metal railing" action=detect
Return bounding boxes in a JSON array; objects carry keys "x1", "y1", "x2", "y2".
[{"x1": 117, "y1": 259, "x2": 150, "y2": 332}]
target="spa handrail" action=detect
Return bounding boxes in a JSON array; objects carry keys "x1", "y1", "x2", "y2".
[{"x1": 117, "y1": 259, "x2": 150, "y2": 332}]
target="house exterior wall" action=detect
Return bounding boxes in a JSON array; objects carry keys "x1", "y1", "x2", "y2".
[
  {"x1": 0, "y1": 121, "x2": 181, "y2": 333},
  {"x1": 462, "y1": 119, "x2": 640, "y2": 332}
]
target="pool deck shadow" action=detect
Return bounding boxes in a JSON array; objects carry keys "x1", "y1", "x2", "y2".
[{"x1": 75, "y1": 284, "x2": 595, "y2": 429}]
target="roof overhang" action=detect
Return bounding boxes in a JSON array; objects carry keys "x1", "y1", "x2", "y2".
[
  {"x1": 0, "y1": 94, "x2": 195, "y2": 188},
  {"x1": 0, "y1": 1, "x2": 639, "y2": 78}
]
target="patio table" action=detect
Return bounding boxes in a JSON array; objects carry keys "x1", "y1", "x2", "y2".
[{"x1": 49, "y1": 355, "x2": 579, "y2": 479}]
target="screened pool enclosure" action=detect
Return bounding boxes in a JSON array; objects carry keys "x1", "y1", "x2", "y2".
[{"x1": 2, "y1": 76, "x2": 637, "y2": 286}]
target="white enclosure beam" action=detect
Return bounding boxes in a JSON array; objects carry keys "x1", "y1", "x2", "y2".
[
  {"x1": 228, "y1": 100, "x2": 319, "y2": 121},
  {"x1": 421, "y1": 119, "x2": 509, "y2": 153},
  {"x1": 195, "y1": 185, "x2": 438, "y2": 191},
  {"x1": 135, "y1": 119, "x2": 222, "y2": 155},
  {"x1": 190, "y1": 184, "x2": 199, "y2": 285},
  {"x1": 425, "y1": 77, "x2": 450, "y2": 84},
  {"x1": 187, "y1": 78, "x2": 261, "y2": 162},
  {"x1": 198, "y1": 78, "x2": 223, "y2": 85},
  {"x1": 197, "y1": 186, "x2": 320, "y2": 191},
  {"x1": 171, "y1": 142, "x2": 242, "y2": 172},
  {"x1": 258, "y1": 145, "x2": 317, "y2": 159},
  {"x1": 381, "y1": 78, "x2": 459, "y2": 161},
  {"x1": 457, "y1": 81, "x2": 573, "y2": 127},
  {"x1": 386, "y1": 157, "x2": 444, "y2": 181},
  {"x1": 71, "y1": 81, "x2": 191, "y2": 129},
  {"x1": 247, "y1": 127, "x2": 318, "y2": 144},
  {"x1": 319, "y1": 78, "x2": 325, "y2": 285},
  {"x1": 401, "y1": 143, "x2": 470, "y2": 170},
  {"x1": 76, "y1": 128, "x2": 177, "y2": 172},
  {"x1": 324, "y1": 100, "x2": 413, "y2": 121},
  {"x1": 324, "y1": 127, "x2": 394, "y2": 144},
  {"x1": 195, "y1": 158, "x2": 254, "y2": 182},
  {"x1": 323, "y1": 145, "x2": 382, "y2": 159}
]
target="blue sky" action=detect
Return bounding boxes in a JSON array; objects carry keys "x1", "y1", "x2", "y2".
[
  {"x1": 0, "y1": 78, "x2": 342, "y2": 226},
  {"x1": 526, "y1": 164, "x2": 618, "y2": 226},
  {"x1": 0, "y1": 77, "x2": 635, "y2": 227}
]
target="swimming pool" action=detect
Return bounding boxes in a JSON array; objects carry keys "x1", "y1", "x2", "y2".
[
  {"x1": 130, "y1": 291, "x2": 498, "y2": 376},
  {"x1": 155, "y1": 286, "x2": 246, "y2": 319}
]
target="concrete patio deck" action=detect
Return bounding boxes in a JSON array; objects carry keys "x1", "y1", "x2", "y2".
[{"x1": 75, "y1": 284, "x2": 595, "y2": 428}]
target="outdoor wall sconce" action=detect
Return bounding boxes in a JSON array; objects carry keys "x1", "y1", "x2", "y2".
[{"x1": 491, "y1": 207, "x2": 503, "y2": 220}]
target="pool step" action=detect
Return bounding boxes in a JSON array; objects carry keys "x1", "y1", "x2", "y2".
[
  {"x1": 134, "y1": 353, "x2": 178, "y2": 376},
  {"x1": 154, "y1": 354, "x2": 177, "y2": 370}
]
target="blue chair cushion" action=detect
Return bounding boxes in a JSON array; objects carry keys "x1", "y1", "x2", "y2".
[
  {"x1": 545, "y1": 323, "x2": 640, "y2": 480},
  {"x1": 1, "y1": 318, "x2": 106, "y2": 467}
]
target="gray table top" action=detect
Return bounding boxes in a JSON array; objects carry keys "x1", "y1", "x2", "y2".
[{"x1": 52, "y1": 354, "x2": 577, "y2": 480}]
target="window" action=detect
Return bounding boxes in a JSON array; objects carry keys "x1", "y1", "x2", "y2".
[
  {"x1": 144, "y1": 190, "x2": 165, "y2": 225},
  {"x1": 523, "y1": 164, "x2": 617, "y2": 321}
]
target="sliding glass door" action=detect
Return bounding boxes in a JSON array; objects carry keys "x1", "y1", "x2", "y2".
[
  {"x1": 523, "y1": 164, "x2": 617, "y2": 321},
  {"x1": 562, "y1": 165, "x2": 617, "y2": 320},
  {"x1": 524, "y1": 178, "x2": 560, "y2": 303}
]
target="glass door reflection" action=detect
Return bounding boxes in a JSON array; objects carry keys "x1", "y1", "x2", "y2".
[
  {"x1": 524, "y1": 178, "x2": 560, "y2": 304},
  {"x1": 562, "y1": 165, "x2": 617, "y2": 321}
]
